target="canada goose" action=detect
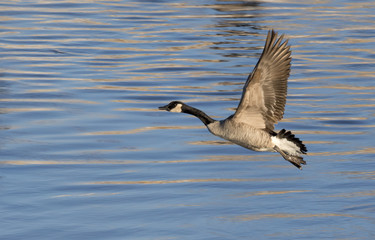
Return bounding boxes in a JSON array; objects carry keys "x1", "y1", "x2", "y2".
[{"x1": 159, "y1": 30, "x2": 307, "y2": 169}]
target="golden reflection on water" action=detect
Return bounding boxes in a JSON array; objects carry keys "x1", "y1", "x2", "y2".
[
  {"x1": 73, "y1": 85, "x2": 215, "y2": 93},
  {"x1": 329, "y1": 171, "x2": 375, "y2": 180},
  {"x1": 288, "y1": 101, "x2": 375, "y2": 109},
  {"x1": 0, "y1": 98, "x2": 98, "y2": 104},
  {"x1": 229, "y1": 190, "x2": 311, "y2": 198},
  {"x1": 325, "y1": 190, "x2": 375, "y2": 198},
  {"x1": 283, "y1": 116, "x2": 368, "y2": 122},
  {"x1": 0, "y1": 153, "x2": 279, "y2": 166},
  {"x1": 0, "y1": 107, "x2": 62, "y2": 113},
  {"x1": 82, "y1": 125, "x2": 204, "y2": 135},
  {"x1": 295, "y1": 84, "x2": 375, "y2": 91},
  {"x1": 114, "y1": 107, "x2": 160, "y2": 112},
  {"x1": 221, "y1": 213, "x2": 368, "y2": 222},
  {"x1": 296, "y1": 130, "x2": 364, "y2": 135},
  {"x1": 84, "y1": 177, "x2": 295, "y2": 185},
  {"x1": 51, "y1": 192, "x2": 121, "y2": 199},
  {"x1": 0, "y1": 160, "x2": 140, "y2": 165},
  {"x1": 310, "y1": 148, "x2": 375, "y2": 157}
]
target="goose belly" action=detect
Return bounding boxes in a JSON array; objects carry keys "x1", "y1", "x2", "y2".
[{"x1": 207, "y1": 120, "x2": 273, "y2": 152}]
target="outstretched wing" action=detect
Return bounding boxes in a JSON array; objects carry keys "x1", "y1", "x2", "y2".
[{"x1": 232, "y1": 30, "x2": 291, "y2": 130}]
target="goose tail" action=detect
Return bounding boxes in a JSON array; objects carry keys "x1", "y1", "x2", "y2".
[{"x1": 271, "y1": 129, "x2": 307, "y2": 169}]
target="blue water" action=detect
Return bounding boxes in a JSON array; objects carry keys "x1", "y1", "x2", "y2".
[{"x1": 1, "y1": 0, "x2": 375, "y2": 239}]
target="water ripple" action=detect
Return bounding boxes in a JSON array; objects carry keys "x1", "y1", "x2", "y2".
[{"x1": 1, "y1": 0, "x2": 375, "y2": 239}]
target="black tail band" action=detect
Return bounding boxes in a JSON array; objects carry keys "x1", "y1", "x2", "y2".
[{"x1": 277, "y1": 129, "x2": 307, "y2": 154}]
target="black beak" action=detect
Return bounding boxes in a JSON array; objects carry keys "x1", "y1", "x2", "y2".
[{"x1": 158, "y1": 105, "x2": 168, "y2": 110}]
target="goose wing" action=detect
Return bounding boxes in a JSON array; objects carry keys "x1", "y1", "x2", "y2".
[{"x1": 232, "y1": 30, "x2": 291, "y2": 130}]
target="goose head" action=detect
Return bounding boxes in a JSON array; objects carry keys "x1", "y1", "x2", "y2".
[
  {"x1": 159, "y1": 101, "x2": 184, "y2": 113},
  {"x1": 159, "y1": 101, "x2": 215, "y2": 125}
]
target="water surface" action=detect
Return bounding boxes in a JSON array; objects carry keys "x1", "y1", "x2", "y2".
[{"x1": 1, "y1": 0, "x2": 375, "y2": 239}]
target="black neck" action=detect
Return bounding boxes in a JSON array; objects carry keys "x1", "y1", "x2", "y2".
[{"x1": 182, "y1": 104, "x2": 215, "y2": 125}]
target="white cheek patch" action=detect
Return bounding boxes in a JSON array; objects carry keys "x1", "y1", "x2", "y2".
[{"x1": 170, "y1": 103, "x2": 183, "y2": 113}]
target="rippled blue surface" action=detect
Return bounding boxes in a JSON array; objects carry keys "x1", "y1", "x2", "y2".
[{"x1": 1, "y1": 0, "x2": 375, "y2": 239}]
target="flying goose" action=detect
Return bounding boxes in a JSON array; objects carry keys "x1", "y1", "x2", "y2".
[{"x1": 159, "y1": 30, "x2": 307, "y2": 169}]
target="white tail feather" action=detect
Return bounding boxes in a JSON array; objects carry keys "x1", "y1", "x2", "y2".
[{"x1": 271, "y1": 136, "x2": 300, "y2": 156}]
